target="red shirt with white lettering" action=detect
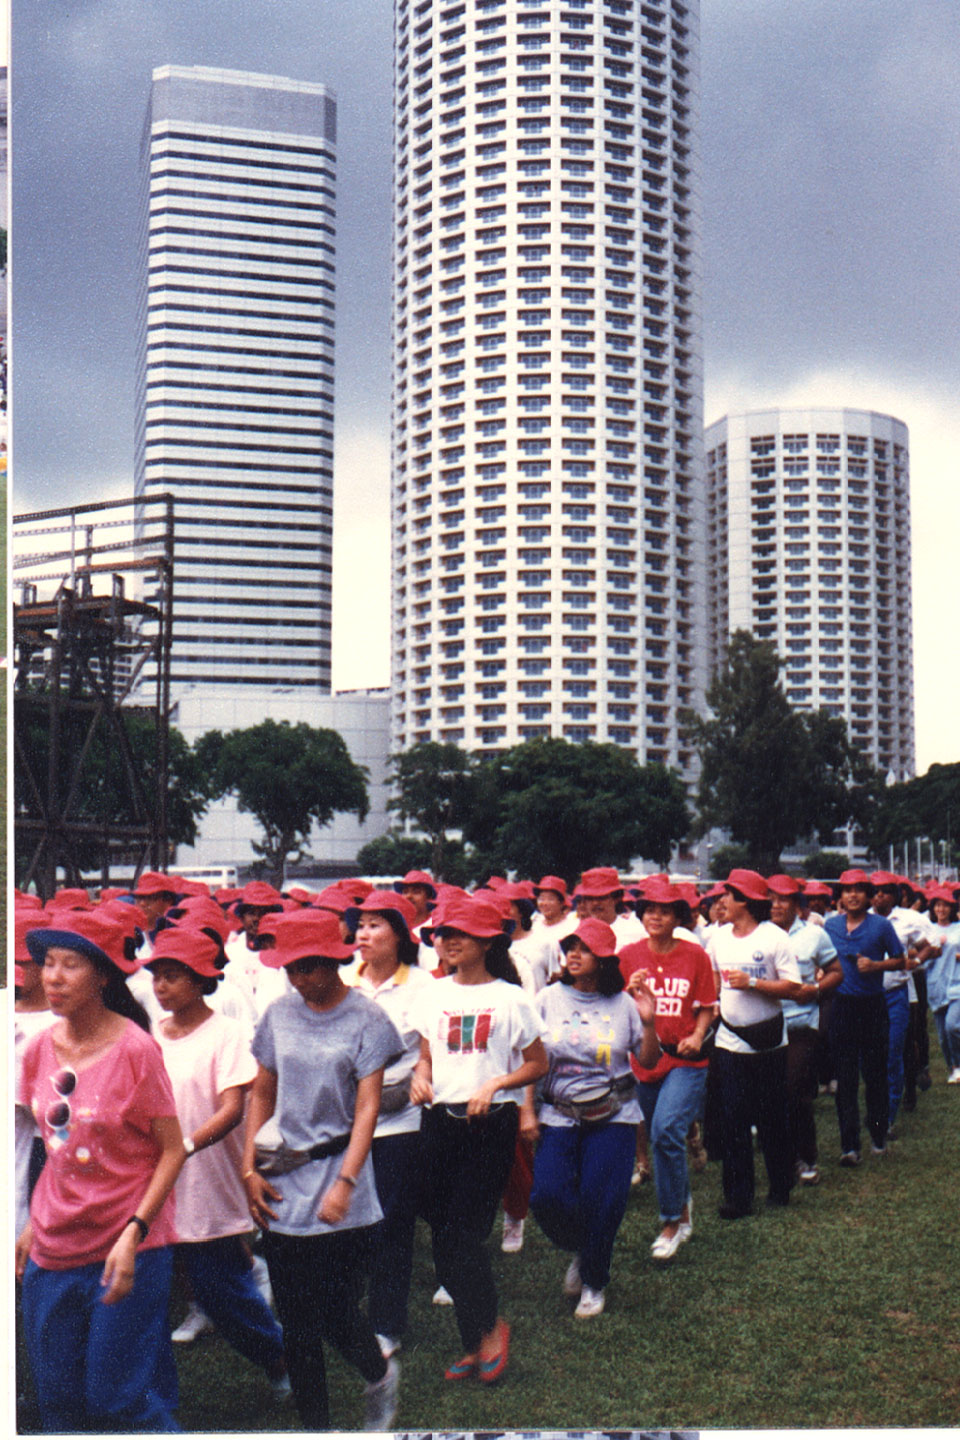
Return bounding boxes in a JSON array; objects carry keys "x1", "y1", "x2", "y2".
[{"x1": 618, "y1": 938, "x2": 717, "y2": 1083}]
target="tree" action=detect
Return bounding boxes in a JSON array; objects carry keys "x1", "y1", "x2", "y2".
[
  {"x1": 14, "y1": 705, "x2": 210, "y2": 885},
  {"x1": 801, "y1": 850, "x2": 850, "y2": 879},
  {"x1": 386, "y1": 742, "x2": 473, "y2": 878},
  {"x1": 865, "y1": 761, "x2": 960, "y2": 861},
  {"x1": 197, "y1": 720, "x2": 369, "y2": 887},
  {"x1": 682, "y1": 631, "x2": 881, "y2": 872},
  {"x1": 355, "y1": 830, "x2": 433, "y2": 879},
  {"x1": 462, "y1": 737, "x2": 690, "y2": 880}
]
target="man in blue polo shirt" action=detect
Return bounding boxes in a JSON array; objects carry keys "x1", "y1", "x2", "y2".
[{"x1": 824, "y1": 870, "x2": 904, "y2": 1165}]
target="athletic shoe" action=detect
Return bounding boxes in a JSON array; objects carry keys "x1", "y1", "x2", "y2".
[
  {"x1": 717, "y1": 1202, "x2": 752, "y2": 1220},
  {"x1": 798, "y1": 1164, "x2": 821, "y2": 1185},
  {"x1": 563, "y1": 1254, "x2": 582, "y2": 1297},
  {"x1": 171, "y1": 1302, "x2": 214, "y2": 1344},
  {"x1": 631, "y1": 1161, "x2": 650, "y2": 1186},
  {"x1": 828, "y1": 1079, "x2": 838, "y2": 1095},
  {"x1": 870, "y1": 1143, "x2": 887, "y2": 1158},
  {"x1": 363, "y1": 1356, "x2": 399, "y2": 1431},
  {"x1": 574, "y1": 1285, "x2": 605, "y2": 1319},
  {"x1": 432, "y1": 1285, "x2": 454, "y2": 1306},
  {"x1": 375, "y1": 1333, "x2": 400, "y2": 1360},
  {"x1": 444, "y1": 1354, "x2": 478, "y2": 1381},
  {"x1": 948, "y1": 1067, "x2": 960, "y2": 1084},
  {"x1": 677, "y1": 1195, "x2": 694, "y2": 1242},
  {"x1": 270, "y1": 1373, "x2": 292, "y2": 1402},
  {"x1": 250, "y1": 1254, "x2": 274, "y2": 1310},
  {"x1": 839, "y1": 1151, "x2": 861, "y2": 1167},
  {"x1": 501, "y1": 1215, "x2": 525, "y2": 1253},
  {"x1": 650, "y1": 1229, "x2": 683, "y2": 1261}
]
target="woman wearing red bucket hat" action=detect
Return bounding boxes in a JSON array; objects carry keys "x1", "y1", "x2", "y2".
[
  {"x1": 240, "y1": 910, "x2": 404, "y2": 1431},
  {"x1": 14, "y1": 910, "x2": 57, "y2": 1241},
  {"x1": 410, "y1": 896, "x2": 547, "y2": 1385},
  {"x1": 706, "y1": 871, "x2": 804, "y2": 1218},
  {"x1": 16, "y1": 912, "x2": 185, "y2": 1432}
]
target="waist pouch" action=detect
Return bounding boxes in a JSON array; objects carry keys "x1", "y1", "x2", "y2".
[
  {"x1": 254, "y1": 1131, "x2": 350, "y2": 1177},
  {"x1": 438, "y1": 1101, "x2": 508, "y2": 1121},
  {"x1": 379, "y1": 1077, "x2": 413, "y2": 1115},
  {"x1": 719, "y1": 1011, "x2": 784, "y2": 1052},
  {"x1": 544, "y1": 1072, "x2": 636, "y2": 1125}
]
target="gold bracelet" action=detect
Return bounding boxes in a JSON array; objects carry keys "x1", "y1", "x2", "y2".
[{"x1": 242, "y1": 1168, "x2": 256, "y2": 1181}]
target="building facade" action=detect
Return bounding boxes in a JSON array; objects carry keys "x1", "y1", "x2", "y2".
[
  {"x1": 135, "y1": 65, "x2": 337, "y2": 692},
  {"x1": 705, "y1": 408, "x2": 915, "y2": 780},
  {"x1": 390, "y1": 0, "x2": 707, "y2": 768}
]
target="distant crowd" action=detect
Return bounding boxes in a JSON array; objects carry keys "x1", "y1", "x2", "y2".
[{"x1": 14, "y1": 863, "x2": 960, "y2": 1432}]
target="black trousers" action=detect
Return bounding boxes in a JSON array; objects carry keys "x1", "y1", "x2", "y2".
[
  {"x1": 421, "y1": 1103, "x2": 518, "y2": 1352},
  {"x1": 713, "y1": 1044, "x2": 794, "y2": 1211},
  {"x1": 786, "y1": 1024, "x2": 820, "y2": 1168},
  {"x1": 261, "y1": 1227, "x2": 386, "y2": 1430},
  {"x1": 829, "y1": 992, "x2": 889, "y2": 1154}
]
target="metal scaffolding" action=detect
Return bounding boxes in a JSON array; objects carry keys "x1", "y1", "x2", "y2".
[{"x1": 12, "y1": 495, "x2": 174, "y2": 897}]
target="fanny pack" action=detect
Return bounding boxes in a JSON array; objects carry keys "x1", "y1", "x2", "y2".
[
  {"x1": 544, "y1": 1072, "x2": 636, "y2": 1125},
  {"x1": 719, "y1": 1010, "x2": 784, "y2": 1052},
  {"x1": 253, "y1": 1130, "x2": 351, "y2": 1177},
  {"x1": 379, "y1": 1077, "x2": 413, "y2": 1115}
]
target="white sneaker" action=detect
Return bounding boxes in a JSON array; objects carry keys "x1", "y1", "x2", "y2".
[
  {"x1": 501, "y1": 1215, "x2": 525, "y2": 1253},
  {"x1": 270, "y1": 1372, "x2": 293, "y2": 1402},
  {"x1": 563, "y1": 1254, "x2": 582, "y2": 1297},
  {"x1": 249, "y1": 1254, "x2": 274, "y2": 1310},
  {"x1": 363, "y1": 1355, "x2": 400, "y2": 1431},
  {"x1": 432, "y1": 1285, "x2": 454, "y2": 1306},
  {"x1": 375, "y1": 1332, "x2": 400, "y2": 1360},
  {"x1": 677, "y1": 1195, "x2": 694, "y2": 1242},
  {"x1": 171, "y1": 1302, "x2": 214, "y2": 1344},
  {"x1": 650, "y1": 1228, "x2": 683, "y2": 1261},
  {"x1": 574, "y1": 1284, "x2": 605, "y2": 1319},
  {"x1": 948, "y1": 1067, "x2": 960, "y2": 1084}
]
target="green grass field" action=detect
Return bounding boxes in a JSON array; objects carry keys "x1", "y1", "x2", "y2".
[{"x1": 17, "y1": 1056, "x2": 960, "y2": 1432}]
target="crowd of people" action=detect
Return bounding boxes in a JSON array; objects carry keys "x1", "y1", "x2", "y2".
[{"x1": 14, "y1": 860, "x2": 960, "y2": 1432}]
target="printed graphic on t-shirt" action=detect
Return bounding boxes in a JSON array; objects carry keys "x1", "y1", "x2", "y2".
[
  {"x1": 443, "y1": 1009, "x2": 494, "y2": 1053},
  {"x1": 649, "y1": 973, "x2": 691, "y2": 1018},
  {"x1": 33, "y1": 1066, "x2": 101, "y2": 1167},
  {"x1": 550, "y1": 1005, "x2": 617, "y2": 1066}
]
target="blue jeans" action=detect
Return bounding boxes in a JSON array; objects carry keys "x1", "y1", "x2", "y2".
[
  {"x1": 636, "y1": 1066, "x2": 708, "y2": 1222},
  {"x1": 885, "y1": 985, "x2": 910, "y2": 1124},
  {"x1": 530, "y1": 1121, "x2": 636, "y2": 1291},
  {"x1": 935, "y1": 1000, "x2": 960, "y2": 1071},
  {"x1": 180, "y1": 1236, "x2": 284, "y2": 1371},
  {"x1": 22, "y1": 1247, "x2": 180, "y2": 1433}
]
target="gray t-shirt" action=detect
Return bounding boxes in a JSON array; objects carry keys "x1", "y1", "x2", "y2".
[
  {"x1": 536, "y1": 983, "x2": 646, "y2": 1128},
  {"x1": 251, "y1": 987, "x2": 402, "y2": 1235}
]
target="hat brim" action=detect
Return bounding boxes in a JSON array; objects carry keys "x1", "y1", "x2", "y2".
[{"x1": 25, "y1": 927, "x2": 129, "y2": 973}]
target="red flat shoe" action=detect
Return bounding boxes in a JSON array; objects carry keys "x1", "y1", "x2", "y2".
[
  {"x1": 478, "y1": 1320, "x2": 510, "y2": 1384},
  {"x1": 444, "y1": 1354, "x2": 478, "y2": 1381}
]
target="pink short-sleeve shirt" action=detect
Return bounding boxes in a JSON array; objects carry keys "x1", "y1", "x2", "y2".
[{"x1": 20, "y1": 1020, "x2": 179, "y2": 1269}]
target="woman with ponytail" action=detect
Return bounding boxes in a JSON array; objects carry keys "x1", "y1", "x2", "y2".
[{"x1": 15, "y1": 909, "x2": 185, "y2": 1433}]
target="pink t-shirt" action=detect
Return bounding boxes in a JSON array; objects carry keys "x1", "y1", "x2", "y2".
[{"x1": 20, "y1": 1020, "x2": 178, "y2": 1269}]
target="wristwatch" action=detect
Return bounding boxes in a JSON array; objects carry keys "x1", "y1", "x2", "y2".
[{"x1": 748, "y1": 976, "x2": 758, "y2": 989}]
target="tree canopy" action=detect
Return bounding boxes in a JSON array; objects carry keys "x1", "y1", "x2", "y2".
[
  {"x1": 386, "y1": 741, "x2": 473, "y2": 877},
  {"x1": 462, "y1": 737, "x2": 690, "y2": 880},
  {"x1": 682, "y1": 631, "x2": 881, "y2": 872},
  {"x1": 197, "y1": 719, "x2": 369, "y2": 887},
  {"x1": 865, "y1": 761, "x2": 960, "y2": 866}
]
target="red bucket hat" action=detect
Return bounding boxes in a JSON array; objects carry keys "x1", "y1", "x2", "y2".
[
  {"x1": 350, "y1": 889, "x2": 418, "y2": 944},
  {"x1": 148, "y1": 926, "x2": 225, "y2": 980},
  {"x1": 575, "y1": 866, "x2": 623, "y2": 899},
  {"x1": 838, "y1": 869, "x2": 874, "y2": 892},
  {"x1": 133, "y1": 871, "x2": 181, "y2": 899},
  {"x1": 26, "y1": 910, "x2": 138, "y2": 974},
  {"x1": 432, "y1": 896, "x2": 506, "y2": 940},
  {"x1": 45, "y1": 887, "x2": 93, "y2": 912},
  {"x1": 724, "y1": 869, "x2": 770, "y2": 902},
  {"x1": 394, "y1": 870, "x2": 437, "y2": 900},
  {"x1": 258, "y1": 910, "x2": 355, "y2": 968},
  {"x1": 560, "y1": 917, "x2": 618, "y2": 959},
  {"x1": 534, "y1": 875, "x2": 569, "y2": 900},
  {"x1": 236, "y1": 880, "x2": 284, "y2": 913},
  {"x1": 766, "y1": 874, "x2": 804, "y2": 897}
]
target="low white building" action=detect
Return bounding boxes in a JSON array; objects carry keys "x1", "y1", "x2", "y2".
[{"x1": 170, "y1": 685, "x2": 392, "y2": 877}]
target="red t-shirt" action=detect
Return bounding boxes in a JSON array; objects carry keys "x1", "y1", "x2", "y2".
[
  {"x1": 20, "y1": 1020, "x2": 178, "y2": 1269},
  {"x1": 619, "y1": 938, "x2": 717, "y2": 1083}
]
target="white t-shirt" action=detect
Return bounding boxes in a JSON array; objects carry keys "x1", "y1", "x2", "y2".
[
  {"x1": 156, "y1": 1010, "x2": 257, "y2": 1243},
  {"x1": 885, "y1": 906, "x2": 937, "y2": 1000},
  {"x1": 14, "y1": 1008, "x2": 58, "y2": 1237},
  {"x1": 510, "y1": 927, "x2": 558, "y2": 993},
  {"x1": 612, "y1": 911, "x2": 648, "y2": 947},
  {"x1": 413, "y1": 976, "x2": 543, "y2": 1106},
  {"x1": 708, "y1": 921, "x2": 800, "y2": 1054},
  {"x1": 342, "y1": 958, "x2": 436, "y2": 1137}
]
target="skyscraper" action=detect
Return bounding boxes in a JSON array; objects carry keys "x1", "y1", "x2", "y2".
[
  {"x1": 136, "y1": 65, "x2": 336, "y2": 692},
  {"x1": 705, "y1": 408, "x2": 915, "y2": 780},
  {"x1": 390, "y1": 0, "x2": 706, "y2": 767}
]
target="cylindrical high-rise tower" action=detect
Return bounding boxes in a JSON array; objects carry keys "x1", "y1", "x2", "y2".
[{"x1": 390, "y1": 0, "x2": 706, "y2": 769}]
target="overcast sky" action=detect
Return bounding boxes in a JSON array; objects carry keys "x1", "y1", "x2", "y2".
[{"x1": 10, "y1": 0, "x2": 960, "y2": 771}]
